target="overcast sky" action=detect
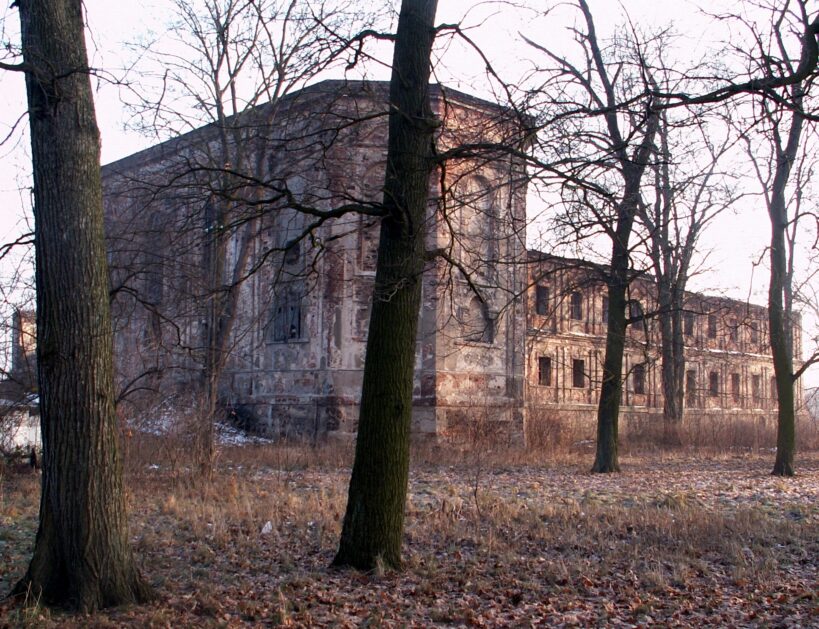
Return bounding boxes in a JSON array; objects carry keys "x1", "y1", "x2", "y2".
[{"x1": 0, "y1": 0, "x2": 816, "y2": 386}]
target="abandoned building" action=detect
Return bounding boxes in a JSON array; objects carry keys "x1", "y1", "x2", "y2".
[{"x1": 88, "y1": 79, "x2": 806, "y2": 441}]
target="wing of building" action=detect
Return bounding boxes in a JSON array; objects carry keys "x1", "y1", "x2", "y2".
[{"x1": 98, "y1": 79, "x2": 805, "y2": 443}]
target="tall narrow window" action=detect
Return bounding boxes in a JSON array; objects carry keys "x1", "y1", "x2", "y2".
[
  {"x1": 601, "y1": 296, "x2": 609, "y2": 322},
  {"x1": 572, "y1": 359, "x2": 585, "y2": 388},
  {"x1": 731, "y1": 373, "x2": 740, "y2": 402},
  {"x1": 537, "y1": 356, "x2": 552, "y2": 386},
  {"x1": 707, "y1": 314, "x2": 717, "y2": 339},
  {"x1": 686, "y1": 370, "x2": 697, "y2": 404},
  {"x1": 752, "y1": 374, "x2": 762, "y2": 403},
  {"x1": 708, "y1": 371, "x2": 719, "y2": 397},
  {"x1": 570, "y1": 291, "x2": 583, "y2": 320},
  {"x1": 750, "y1": 321, "x2": 759, "y2": 344},
  {"x1": 535, "y1": 285, "x2": 550, "y2": 316},
  {"x1": 729, "y1": 321, "x2": 738, "y2": 343},
  {"x1": 684, "y1": 312, "x2": 695, "y2": 336},
  {"x1": 629, "y1": 300, "x2": 644, "y2": 321},
  {"x1": 632, "y1": 363, "x2": 645, "y2": 395},
  {"x1": 770, "y1": 376, "x2": 778, "y2": 402}
]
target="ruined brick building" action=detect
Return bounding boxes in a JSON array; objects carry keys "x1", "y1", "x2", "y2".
[{"x1": 100, "y1": 80, "x2": 804, "y2": 441}]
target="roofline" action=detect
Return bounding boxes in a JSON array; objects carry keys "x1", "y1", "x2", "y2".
[
  {"x1": 527, "y1": 248, "x2": 768, "y2": 313},
  {"x1": 102, "y1": 78, "x2": 525, "y2": 176}
]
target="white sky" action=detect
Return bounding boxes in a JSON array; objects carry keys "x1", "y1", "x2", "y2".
[{"x1": 0, "y1": 0, "x2": 816, "y2": 386}]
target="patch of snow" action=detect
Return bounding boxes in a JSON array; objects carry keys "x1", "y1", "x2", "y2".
[{"x1": 215, "y1": 421, "x2": 276, "y2": 446}]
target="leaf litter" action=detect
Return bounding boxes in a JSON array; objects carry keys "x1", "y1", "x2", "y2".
[{"x1": 1, "y1": 450, "x2": 817, "y2": 627}]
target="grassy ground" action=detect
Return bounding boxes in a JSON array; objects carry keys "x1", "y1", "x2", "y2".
[{"x1": 1, "y1": 441, "x2": 818, "y2": 627}]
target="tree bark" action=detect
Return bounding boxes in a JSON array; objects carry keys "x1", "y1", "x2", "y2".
[
  {"x1": 333, "y1": 0, "x2": 438, "y2": 570},
  {"x1": 10, "y1": 0, "x2": 152, "y2": 611},
  {"x1": 658, "y1": 283, "x2": 685, "y2": 444},
  {"x1": 769, "y1": 89, "x2": 803, "y2": 477}
]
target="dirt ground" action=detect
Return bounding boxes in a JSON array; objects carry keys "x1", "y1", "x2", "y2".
[{"x1": 1, "y1": 444, "x2": 818, "y2": 627}]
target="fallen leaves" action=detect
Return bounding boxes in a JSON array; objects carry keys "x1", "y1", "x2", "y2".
[{"x1": 0, "y1": 451, "x2": 817, "y2": 627}]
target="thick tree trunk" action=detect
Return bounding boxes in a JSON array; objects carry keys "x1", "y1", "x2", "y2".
[
  {"x1": 333, "y1": 0, "x2": 438, "y2": 570},
  {"x1": 11, "y1": 0, "x2": 152, "y2": 611}
]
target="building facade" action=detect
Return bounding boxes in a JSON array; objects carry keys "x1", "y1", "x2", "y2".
[
  {"x1": 525, "y1": 254, "x2": 805, "y2": 440},
  {"x1": 99, "y1": 80, "x2": 802, "y2": 442}
]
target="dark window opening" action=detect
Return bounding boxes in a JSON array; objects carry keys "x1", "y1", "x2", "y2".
[
  {"x1": 602, "y1": 296, "x2": 609, "y2": 322},
  {"x1": 570, "y1": 291, "x2": 583, "y2": 320},
  {"x1": 535, "y1": 285, "x2": 550, "y2": 316},
  {"x1": 770, "y1": 376, "x2": 778, "y2": 402},
  {"x1": 629, "y1": 301, "x2": 644, "y2": 321},
  {"x1": 684, "y1": 312, "x2": 695, "y2": 336},
  {"x1": 708, "y1": 371, "x2": 719, "y2": 397},
  {"x1": 572, "y1": 359, "x2": 585, "y2": 388},
  {"x1": 707, "y1": 315, "x2": 717, "y2": 339},
  {"x1": 538, "y1": 356, "x2": 552, "y2": 386},
  {"x1": 633, "y1": 363, "x2": 645, "y2": 395},
  {"x1": 731, "y1": 373, "x2": 740, "y2": 402}
]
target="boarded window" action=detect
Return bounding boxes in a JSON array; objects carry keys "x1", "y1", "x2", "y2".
[
  {"x1": 538, "y1": 356, "x2": 552, "y2": 386},
  {"x1": 570, "y1": 291, "x2": 583, "y2": 320},
  {"x1": 572, "y1": 359, "x2": 585, "y2": 388},
  {"x1": 633, "y1": 363, "x2": 645, "y2": 395},
  {"x1": 707, "y1": 315, "x2": 717, "y2": 339},
  {"x1": 708, "y1": 371, "x2": 719, "y2": 397},
  {"x1": 535, "y1": 285, "x2": 550, "y2": 316},
  {"x1": 266, "y1": 293, "x2": 303, "y2": 342},
  {"x1": 731, "y1": 373, "x2": 740, "y2": 402}
]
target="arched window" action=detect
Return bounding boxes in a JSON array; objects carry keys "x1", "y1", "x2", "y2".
[{"x1": 453, "y1": 175, "x2": 495, "y2": 277}]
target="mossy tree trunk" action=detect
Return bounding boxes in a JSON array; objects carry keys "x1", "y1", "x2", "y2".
[
  {"x1": 10, "y1": 0, "x2": 152, "y2": 611},
  {"x1": 332, "y1": 0, "x2": 438, "y2": 570}
]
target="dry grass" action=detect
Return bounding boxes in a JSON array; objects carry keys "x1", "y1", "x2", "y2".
[{"x1": 1, "y1": 438, "x2": 818, "y2": 626}]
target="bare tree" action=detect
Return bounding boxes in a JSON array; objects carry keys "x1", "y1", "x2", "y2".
[
  {"x1": 736, "y1": 73, "x2": 814, "y2": 475},
  {"x1": 7, "y1": 0, "x2": 151, "y2": 610},
  {"x1": 637, "y1": 111, "x2": 740, "y2": 441},
  {"x1": 524, "y1": 0, "x2": 661, "y2": 472},
  {"x1": 332, "y1": 0, "x2": 439, "y2": 571}
]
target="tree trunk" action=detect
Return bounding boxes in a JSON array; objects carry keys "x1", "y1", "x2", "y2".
[
  {"x1": 770, "y1": 169, "x2": 797, "y2": 477},
  {"x1": 333, "y1": 0, "x2": 438, "y2": 570},
  {"x1": 592, "y1": 278, "x2": 626, "y2": 473},
  {"x1": 769, "y1": 90, "x2": 803, "y2": 477},
  {"x1": 11, "y1": 0, "x2": 152, "y2": 611},
  {"x1": 658, "y1": 283, "x2": 685, "y2": 445}
]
